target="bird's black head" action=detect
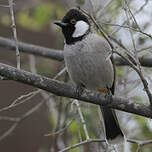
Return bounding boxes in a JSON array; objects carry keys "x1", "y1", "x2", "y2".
[{"x1": 54, "y1": 9, "x2": 90, "y2": 45}]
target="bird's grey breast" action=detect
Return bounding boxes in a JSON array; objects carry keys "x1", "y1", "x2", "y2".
[
  {"x1": 64, "y1": 41, "x2": 90, "y2": 86},
  {"x1": 64, "y1": 34, "x2": 114, "y2": 90}
]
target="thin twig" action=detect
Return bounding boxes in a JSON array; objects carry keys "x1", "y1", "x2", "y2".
[
  {"x1": 8, "y1": 0, "x2": 20, "y2": 69},
  {"x1": 0, "y1": 123, "x2": 18, "y2": 141},
  {"x1": 59, "y1": 139, "x2": 106, "y2": 152},
  {"x1": 0, "y1": 4, "x2": 10, "y2": 7},
  {"x1": 137, "y1": 46, "x2": 152, "y2": 53},
  {"x1": 44, "y1": 118, "x2": 75, "y2": 137},
  {"x1": 53, "y1": 67, "x2": 67, "y2": 80},
  {"x1": 127, "y1": 138, "x2": 152, "y2": 152},
  {"x1": 0, "y1": 89, "x2": 40, "y2": 113},
  {"x1": 123, "y1": 0, "x2": 140, "y2": 68},
  {"x1": 73, "y1": 99, "x2": 90, "y2": 140},
  {"x1": 0, "y1": 101, "x2": 44, "y2": 141},
  {"x1": 28, "y1": 55, "x2": 37, "y2": 74},
  {"x1": 125, "y1": 0, "x2": 141, "y2": 31},
  {"x1": 135, "y1": 0, "x2": 149, "y2": 14},
  {"x1": 136, "y1": 145, "x2": 141, "y2": 152},
  {"x1": 112, "y1": 0, "x2": 150, "y2": 36},
  {"x1": 141, "y1": 139, "x2": 152, "y2": 146},
  {"x1": 102, "y1": 23, "x2": 152, "y2": 39},
  {"x1": 0, "y1": 116, "x2": 19, "y2": 122}
]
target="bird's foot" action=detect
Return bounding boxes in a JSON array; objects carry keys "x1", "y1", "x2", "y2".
[{"x1": 104, "y1": 88, "x2": 113, "y2": 104}]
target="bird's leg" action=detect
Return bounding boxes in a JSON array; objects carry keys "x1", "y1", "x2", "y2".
[{"x1": 104, "y1": 87, "x2": 113, "y2": 104}]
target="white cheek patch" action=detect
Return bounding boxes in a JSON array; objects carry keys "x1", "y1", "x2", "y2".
[{"x1": 72, "y1": 20, "x2": 89, "y2": 38}]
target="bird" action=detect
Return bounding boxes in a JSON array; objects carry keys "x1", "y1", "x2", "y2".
[{"x1": 54, "y1": 8, "x2": 124, "y2": 144}]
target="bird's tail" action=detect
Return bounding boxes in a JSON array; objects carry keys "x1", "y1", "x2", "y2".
[{"x1": 100, "y1": 106, "x2": 124, "y2": 144}]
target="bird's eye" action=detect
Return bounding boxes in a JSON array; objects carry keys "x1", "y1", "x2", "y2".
[{"x1": 70, "y1": 19, "x2": 76, "y2": 24}]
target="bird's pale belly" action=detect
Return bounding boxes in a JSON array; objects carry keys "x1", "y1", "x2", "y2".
[{"x1": 65, "y1": 51, "x2": 114, "y2": 90}]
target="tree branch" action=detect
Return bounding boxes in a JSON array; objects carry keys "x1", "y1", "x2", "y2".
[
  {"x1": 8, "y1": 0, "x2": 20, "y2": 69},
  {"x1": 115, "y1": 56, "x2": 152, "y2": 67},
  {"x1": 0, "y1": 36, "x2": 63, "y2": 61},
  {"x1": 1, "y1": 36, "x2": 152, "y2": 67},
  {"x1": 0, "y1": 63, "x2": 152, "y2": 118}
]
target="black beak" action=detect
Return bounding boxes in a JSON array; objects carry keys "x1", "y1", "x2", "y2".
[{"x1": 54, "y1": 20, "x2": 68, "y2": 28}]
